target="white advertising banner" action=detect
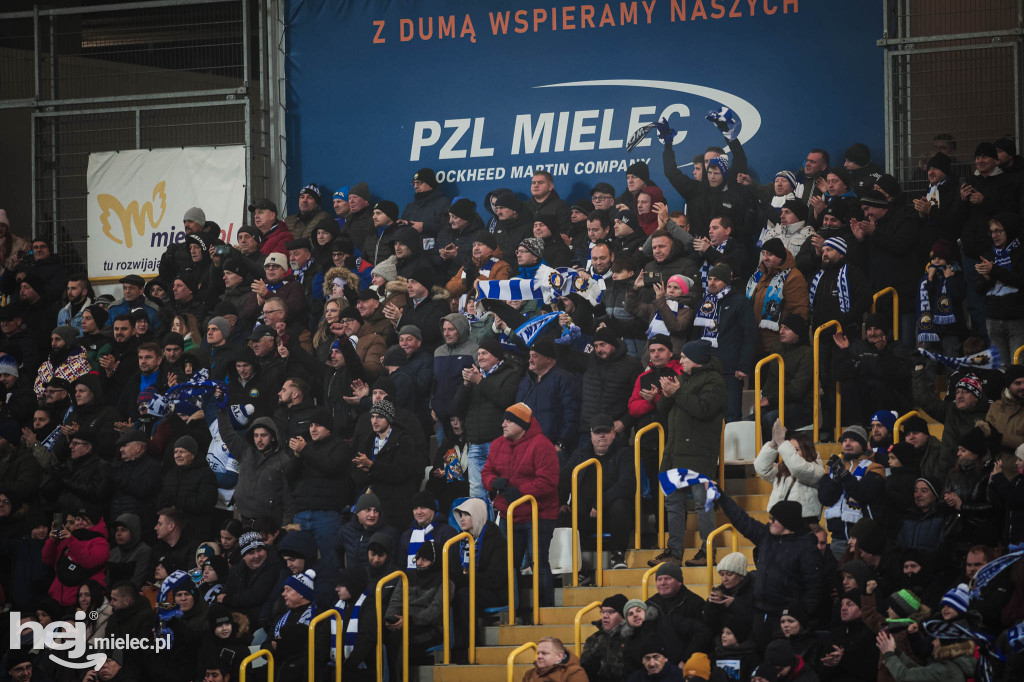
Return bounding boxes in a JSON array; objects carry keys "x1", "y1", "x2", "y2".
[{"x1": 86, "y1": 146, "x2": 246, "y2": 281}]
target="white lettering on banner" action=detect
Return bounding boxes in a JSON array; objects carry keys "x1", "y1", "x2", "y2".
[
  {"x1": 410, "y1": 79, "x2": 760, "y2": 163},
  {"x1": 86, "y1": 146, "x2": 246, "y2": 281},
  {"x1": 436, "y1": 157, "x2": 646, "y2": 183}
]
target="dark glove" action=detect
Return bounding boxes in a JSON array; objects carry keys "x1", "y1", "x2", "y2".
[
  {"x1": 502, "y1": 486, "x2": 522, "y2": 503},
  {"x1": 462, "y1": 261, "x2": 480, "y2": 281},
  {"x1": 827, "y1": 454, "x2": 844, "y2": 478},
  {"x1": 491, "y1": 477, "x2": 509, "y2": 492},
  {"x1": 654, "y1": 117, "x2": 676, "y2": 144}
]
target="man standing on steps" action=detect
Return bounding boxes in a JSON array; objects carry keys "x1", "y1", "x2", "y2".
[{"x1": 648, "y1": 340, "x2": 726, "y2": 568}]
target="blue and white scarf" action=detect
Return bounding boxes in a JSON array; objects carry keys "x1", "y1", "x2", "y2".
[
  {"x1": 699, "y1": 241, "x2": 728, "y2": 290},
  {"x1": 970, "y1": 547, "x2": 1024, "y2": 600},
  {"x1": 917, "y1": 269, "x2": 957, "y2": 342},
  {"x1": 647, "y1": 299, "x2": 682, "y2": 338},
  {"x1": 809, "y1": 265, "x2": 850, "y2": 314},
  {"x1": 40, "y1": 405, "x2": 73, "y2": 451},
  {"x1": 658, "y1": 468, "x2": 720, "y2": 511},
  {"x1": 460, "y1": 523, "x2": 486, "y2": 571},
  {"x1": 918, "y1": 346, "x2": 1001, "y2": 371},
  {"x1": 332, "y1": 593, "x2": 367, "y2": 662},
  {"x1": 406, "y1": 523, "x2": 436, "y2": 570},
  {"x1": 746, "y1": 268, "x2": 791, "y2": 331},
  {"x1": 274, "y1": 602, "x2": 315, "y2": 639},
  {"x1": 824, "y1": 459, "x2": 872, "y2": 528},
  {"x1": 989, "y1": 238, "x2": 1020, "y2": 297},
  {"x1": 477, "y1": 265, "x2": 603, "y2": 306},
  {"x1": 693, "y1": 287, "x2": 730, "y2": 348},
  {"x1": 922, "y1": 618, "x2": 1004, "y2": 682}
]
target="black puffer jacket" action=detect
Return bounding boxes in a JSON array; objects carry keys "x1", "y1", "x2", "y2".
[
  {"x1": 645, "y1": 586, "x2": 712, "y2": 664},
  {"x1": 577, "y1": 339, "x2": 642, "y2": 434},
  {"x1": 109, "y1": 451, "x2": 162, "y2": 525},
  {"x1": 451, "y1": 360, "x2": 520, "y2": 444},
  {"x1": 43, "y1": 451, "x2": 114, "y2": 512},
  {"x1": 216, "y1": 412, "x2": 291, "y2": 524},
  {"x1": 158, "y1": 452, "x2": 218, "y2": 537},
  {"x1": 401, "y1": 188, "x2": 451, "y2": 238},
  {"x1": 719, "y1": 494, "x2": 822, "y2": 617},
  {"x1": 494, "y1": 213, "x2": 534, "y2": 274},
  {"x1": 352, "y1": 425, "x2": 421, "y2": 531},
  {"x1": 662, "y1": 139, "x2": 751, "y2": 239},
  {"x1": 432, "y1": 212, "x2": 487, "y2": 280},
  {"x1": 284, "y1": 433, "x2": 353, "y2": 515}
]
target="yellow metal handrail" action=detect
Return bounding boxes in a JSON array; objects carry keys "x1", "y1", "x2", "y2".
[
  {"x1": 240, "y1": 649, "x2": 273, "y2": 682},
  {"x1": 308, "y1": 609, "x2": 341, "y2": 682},
  {"x1": 813, "y1": 321, "x2": 843, "y2": 442},
  {"x1": 872, "y1": 287, "x2": 900, "y2": 340},
  {"x1": 641, "y1": 563, "x2": 662, "y2": 601},
  {"x1": 705, "y1": 523, "x2": 740, "y2": 592},
  {"x1": 633, "y1": 422, "x2": 665, "y2": 549},
  {"x1": 573, "y1": 601, "x2": 602, "y2": 657},
  {"x1": 1015, "y1": 344, "x2": 1024, "y2": 365},
  {"x1": 718, "y1": 420, "x2": 726, "y2": 488},
  {"x1": 754, "y1": 353, "x2": 785, "y2": 454},
  {"x1": 506, "y1": 494, "x2": 540, "y2": 624},
  {"x1": 375, "y1": 570, "x2": 408, "y2": 682},
  {"x1": 894, "y1": 410, "x2": 922, "y2": 443},
  {"x1": 442, "y1": 531, "x2": 476, "y2": 664},
  {"x1": 507, "y1": 642, "x2": 538, "y2": 682},
  {"x1": 571, "y1": 458, "x2": 603, "y2": 587}
]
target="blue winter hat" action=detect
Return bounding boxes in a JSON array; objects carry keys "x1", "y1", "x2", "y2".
[
  {"x1": 706, "y1": 155, "x2": 730, "y2": 177},
  {"x1": 159, "y1": 569, "x2": 191, "y2": 605},
  {"x1": 941, "y1": 584, "x2": 970, "y2": 614},
  {"x1": 333, "y1": 186, "x2": 350, "y2": 201},
  {"x1": 870, "y1": 410, "x2": 898, "y2": 433},
  {"x1": 138, "y1": 387, "x2": 169, "y2": 419},
  {"x1": 774, "y1": 170, "x2": 798, "y2": 193},
  {"x1": 284, "y1": 569, "x2": 317, "y2": 602},
  {"x1": 823, "y1": 237, "x2": 848, "y2": 256}
]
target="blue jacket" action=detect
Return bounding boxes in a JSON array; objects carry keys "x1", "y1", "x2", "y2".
[
  {"x1": 515, "y1": 365, "x2": 580, "y2": 448},
  {"x1": 106, "y1": 298, "x2": 161, "y2": 330}
]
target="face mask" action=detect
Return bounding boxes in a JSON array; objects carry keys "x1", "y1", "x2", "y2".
[{"x1": 957, "y1": 459, "x2": 976, "y2": 472}]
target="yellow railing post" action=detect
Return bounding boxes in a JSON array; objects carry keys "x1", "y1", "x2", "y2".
[
  {"x1": 573, "y1": 601, "x2": 603, "y2": 657},
  {"x1": 871, "y1": 287, "x2": 900, "y2": 341},
  {"x1": 506, "y1": 495, "x2": 540, "y2": 624},
  {"x1": 442, "y1": 531, "x2": 476, "y2": 664},
  {"x1": 240, "y1": 649, "x2": 273, "y2": 682},
  {"x1": 893, "y1": 410, "x2": 922, "y2": 443},
  {"x1": 718, "y1": 419, "x2": 726, "y2": 489},
  {"x1": 641, "y1": 563, "x2": 662, "y2": 601},
  {"x1": 705, "y1": 524, "x2": 740, "y2": 593},
  {"x1": 813, "y1": 321, "x2": 843, "y2": 443},
  {"x1": 375, "y1": 570, "x2": 409, "y2": 682},
  {"x1": 1014, "y1": 344, "x2": 1024, "y2": 365},
  {"x1": 309, "y1": 609, "x2": 341, "y2": 682},
  {"x1": 754, "y1": 353, "x2": 785, "y2": 454},
  {"x1": 507, "y1": 642, "x2": 538, "y2": 682},
  {"x1": 633, "y1": 422, "x2": 665, "y2": 550},
  {"x1": 571, "y1": 458, "x2": 603, "y2": 587}
]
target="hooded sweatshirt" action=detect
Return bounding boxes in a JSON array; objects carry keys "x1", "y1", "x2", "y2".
[
  {"x1": 432, "y1": 313, "x2": 478, "y2": 421},
  {"x1": 106, "y1": 513, "x2": 153, "y2": 590}
]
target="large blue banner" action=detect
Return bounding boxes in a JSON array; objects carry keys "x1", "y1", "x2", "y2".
[{"x1": 285, "y1": 0, "x2": 882, "y2": 218}]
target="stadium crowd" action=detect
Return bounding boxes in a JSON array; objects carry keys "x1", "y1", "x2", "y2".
[{"x1": 0, "y1": 112, "x2": 1023, "y2": 682}]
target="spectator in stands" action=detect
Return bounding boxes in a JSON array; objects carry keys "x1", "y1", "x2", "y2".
[
  {"x1": 444, "y1": 231, "x2": 511, "y2": 299},
  {"x1": 626, "y1": 637, "x2": 685, "y2": 682},
  {"x1": 481, "y1": 402, "x2": 560, "y2": 606},
  {"x1": 285, "y1": 184, "x2": 332, "y2": 240},
  {"x1": 817, "y1": 589, "x2": 879, "y2": 681},
  {"x1": 912, "y1": 365, "x2": 991, "y2": 473},
  {"x1": 693, "y1": 262, "x2": 755, "y2": 423},
  {"x1": 395, "y1": 490, "x2": 457, "y2": 573},
  {"x1": 986, "y1": 365, "x2": 1024, "y2": 456},
  {"x1": 976, "y1": 213, "x2": 1024, "y2": 369},
  {"x1": 41, "y1": 504, "x2": 109, "y2": 607},
  {"x1": 210, "y1": 412, "x2": 286, "y2": 529},
  {"x1": 758, "y1": 201, "x2": 815, "y2": 258},
  {"x1": 818, "y1": 425, "x2": 886, "y2": 558},
  {"x1": 524, "y1": 637, "x2": 587, "y2": 682},
  {"x1": 159, "y1": 436, "x2": 218, "y2": 540},
  {"x1": 833, "y1": 313, "x2": 912, "y2": 423},
  {"x1": 579, "y1": 593, "x2": 629, "y2": 682},
  {"x1": 151, "y1": 506, "x2": 196, "y2": 578},
  {"x1": 491, "y1": 193, "x2": 533, "y2": 274},
  {"x1": 704, "y1": 551, "x2": 754, "y2": 637},
  {"x1": 363, "y1": 202, "x2": 401, "y2": 267},
  {"x1": 452, "y1": 337, "x2": 520, "y2": 500},
  {"x1": 55, "y1": 276, "x2": 92, "y2": 333},
  {"x1": 515, "y1": 336, "x2": 580, "y2": 458},
  {"x1": 746, "y1": 238, "x2": 810, "y2": 356},
  {"x1": 219, "y1": 531, "x2": 280, "y2": 628},
  {"x1": 643, "y1": 562, "x2": 710, "y2": 665},
  {"x1": 650, "y1": 340, "x2": 725, "y2": 568},
  {"x1": 251, "y1": 198, "x2": 293, "y2": 256},
  {"x1": 694, "y1": 216, "x2": 748, "y2": 291},
  {"x1": 450, "y1": 497, "x2": 506, "y2": 655},
  {"x1": 900, "y1": 415, "x2": 947, "y2": 479},
  {"x1": 33, "y1": 326, "x2": 90, "y2": 398},
  {"x1": 352, "y1": 400, "x2": 420, "y2": 531},
  {"x1": 942, "y1": 423, "x2": 1000, "y2": 553},
  {"x1": 754, "y1": 421, "x2": 826, "y2": 522},
  {"x1": 575, "y1": 327, "x2": 642, "y2": 446},
  {"x1": 561, "y1": 414, "x2": 636, "y2": 570},
  {"x1": 988, "y1": 443, "x2": 1024, "y2": 546},
  {"x1": 401, "y1": 168, "x2": 451, "y2": 237},
  {"x1": 384, "y1": 539, "x2": 447, "y2": 664}
]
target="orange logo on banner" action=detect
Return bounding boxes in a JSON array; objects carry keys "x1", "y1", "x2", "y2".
[{"x1": 96, "y1": 181, "x2": 167, "y2": 247}]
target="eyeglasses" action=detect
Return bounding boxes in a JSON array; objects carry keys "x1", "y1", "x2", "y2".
[{"x1": 591, "y1": 194, "x2": 613, "y2": 201}]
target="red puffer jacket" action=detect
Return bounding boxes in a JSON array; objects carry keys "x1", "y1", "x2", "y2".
[
  {"x1": 42, "y1": 518, "x2": 110, "y2": 607},
  {"x1": 481, "y1": 418, "x2": 560, "y2": 523}
]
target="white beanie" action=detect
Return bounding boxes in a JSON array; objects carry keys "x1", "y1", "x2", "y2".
[{"x1": 716, "y1": 551, "x2": 748, "y2": 576}]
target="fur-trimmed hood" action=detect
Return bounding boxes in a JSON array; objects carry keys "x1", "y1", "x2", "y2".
[
  {"x1": 322, "y1": 266, "x2": 360, "y2": 299},
  {"x1": 383, "y1": 276, "x2": 450, "y2": 301}
]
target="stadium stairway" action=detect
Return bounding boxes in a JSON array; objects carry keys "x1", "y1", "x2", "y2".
[{"x1": 415, "y1": 475, "x2": 771, "y2": 682}]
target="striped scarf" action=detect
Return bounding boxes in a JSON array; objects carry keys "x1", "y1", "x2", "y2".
[
  {"x1": 406, "y1": 523, "x2": 435, "y2": 569},
  {"x1": 917, "y1": 270, "x2": 956, "y2": 342},
  {"x1": 331, "y1": 592, "x2": 368, "y2": 662},
  {"x1": 746, "y1": 268, "x2": 791, "y2": 331},
  {"x1": 990, "y1": 238, "x2": 1020, "y2": 296},
  {"x1": 700, "y1": 241, "x2": 728, "y2": 289},
  {"x1": 647, "y1": 299, "x2": 681, "y2": 338},
  {"x1": 274, "y1": 602, "x2": 315, "y2": 639},
  {"x1": 810, "y1": 264, "x2": 850, "y2": 314},
  {"x1": 694, "y1": 286, "x2": 729, "y2": 348}
]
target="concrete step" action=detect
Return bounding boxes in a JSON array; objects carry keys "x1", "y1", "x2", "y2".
[
  {"x1": 483, "y1": 623, "x2": 595, "y2": 645},
  {"x1": 430, "y1": 664, "x2": 531, "y2": 682},
  {"x1": 537, "y1": 606, "x2": 596, "y2": 625},
  {"x1": 471, "y1": 644, "x2": 547, "y2": 665},
  {"x1": 560, "y1": 582, "x2": 712, "y2": 605}
]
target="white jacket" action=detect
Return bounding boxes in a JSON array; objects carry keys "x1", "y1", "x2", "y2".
[
  {"x1": 753, "y1": 440, "x2": 826, "y2": 519},
  {"x1": 756, "y1": 220, "x2": 816, "y2": 256}
]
